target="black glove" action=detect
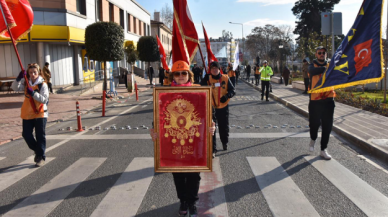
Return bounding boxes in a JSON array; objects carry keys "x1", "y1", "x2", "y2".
[
  {"x1": 16, "y1": 70, "x2": 26, "y2": 82},
  {"x1": 220, "y1": 95, "x2": 228, "y2": 103}
]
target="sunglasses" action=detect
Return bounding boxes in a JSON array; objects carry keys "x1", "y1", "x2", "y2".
[
  {"x1": 174, "y1": 71, "x2": 188, "y2": 77},
  {"x1": 317, "y1": 52, "x2": 326, "y2": 55}
]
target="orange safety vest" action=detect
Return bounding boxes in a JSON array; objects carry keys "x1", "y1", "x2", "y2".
[
  {"x1": 207, "y1": 74, "x2": 230, "y2": 109},
  {"x1": 21, "y1": 84, "x2": 45, "y2": 120},
  {"x1": 228, "y1": 70, "x2": 235, "y2": 78},
  {"x1": 311, "y1": 63, "x2": 336, "y2": 100},
  {"x1": 163, "y1": 71, "x2": 171, "y2": 86},
  {"x1": 255, "y1": 68, "x2": 261, "y2": 75}
]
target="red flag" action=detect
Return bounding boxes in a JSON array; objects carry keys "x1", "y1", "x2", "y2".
[
  {"x1": 0, "y1": 0, "x2": 33, "y2": 40},
  {"x1": 354, "y1": 39, "x2": 373, "y2": 75},
  {"x1": 0, "y1": 0, "x2": 16, "y2": 36},
  {"x1": 202, "y1": 23, "x2": 217, "y2": 66},
  {"x1": 172, "y1": 0, "x2": 199, "y2": 64},
  {"x1": 156, "y1": 35, "x2": 169, "y2": 71}
]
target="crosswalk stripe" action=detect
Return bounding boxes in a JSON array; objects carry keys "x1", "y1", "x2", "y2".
[
  {"x1": 247, "y1": 157, "x2": 320, "y2": 217},
  {"x1": 0, "y1": 157, "x2": 55, "y2": 193},
  {"x1": 305, "y1": 156, "x2": 388, "y2": 217},
  {"x1": 3, "y1": 158, "x2": 106, "y2": 217},
  {"x1": 198, "y1": 157, "x2": 229, "y2": 216},
  {"x1": 90, "y1": 158, "x2": 154, "y2": 217}
]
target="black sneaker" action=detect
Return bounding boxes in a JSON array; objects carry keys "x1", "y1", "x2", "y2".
[
  {"x1": 266, "y1": 99, "x2": 270, "y2": 102},
  {"x1": 189, "y1": 204, "x2": 197, "y2": 217},
  {"x1": 222, "y1": 144, "x2": 228, "y2": 151},
  {"x1": 178, "y1": 201, "x2": 188, "y2": 216},
  {"x1": 34, "y1": 155, "x2": 39, "y2": 163}
]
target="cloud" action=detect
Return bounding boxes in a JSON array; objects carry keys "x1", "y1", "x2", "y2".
[
  {"x1": 244, "y1": 18, "x2": 294, "y2": 27},
  {"x1": 237, "y1": 0, "x2": 296, "y2": 5}
]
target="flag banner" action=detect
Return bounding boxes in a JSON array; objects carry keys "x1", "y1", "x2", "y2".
[
  {"x1": 310, "y1": 0, "x2": 384, "y2": 93},
  {"x1": 233, "y1": 43, "x2": 240, "y2": 71},
  {"x1": 0, "y1": 0, "x2": 16, "y2": 36},
  {"x1": 0, "y1": 0, "x2": 33, "y2": 40},
  {"x1": 153, "y1": 87, "x2": 213, "y2": 173},
  {"x1": 202, "y1": 23, "x2": 218, "y2": 68},
  {"x1": 172, "y1": 0, "x2": 199, "y2": 64},
  {"x1": 156, "y1": 35, "x2": 170, "y2": 71}
]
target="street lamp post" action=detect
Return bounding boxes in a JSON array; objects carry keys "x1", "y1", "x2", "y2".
[{"x1": 229, "y1": 22, "x2": 244, "y2": 64}]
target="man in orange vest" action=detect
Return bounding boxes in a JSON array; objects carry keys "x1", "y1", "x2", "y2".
[
  {"x1": 308, "y1": 46, "x2": 336, "y2": 160},
  {"x1": 227, "y1": 62, "x2": 236, "y2": 86},
  {"x1": 201, "y1": 61, "x2": 235, "y2": 153}
]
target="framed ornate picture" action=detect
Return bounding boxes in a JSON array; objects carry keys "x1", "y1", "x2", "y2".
[{"x1": 153, "y1": 86, "x2": 213, "y2": 173}]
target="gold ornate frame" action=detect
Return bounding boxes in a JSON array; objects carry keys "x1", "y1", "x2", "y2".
[{"x1": 153, "y1": 86, "x2": 213, "y2": 173}]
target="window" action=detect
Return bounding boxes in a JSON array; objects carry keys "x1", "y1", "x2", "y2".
[
  {"x1": 139, "y1": 19, "x2": 141, "y2": 35},
  {"x1": 127, "y1": 13, "x2": 131, "y2": 32},
  {"x1": 119, "y1": 9, "x2": 124, "y2": 29},
  {"x1": 143, "y1": 23, "x2": 146, "y2": 36},
  {"x1": 109, "y1": 3, "x2": 113, "y2": 22},
  {"x1": 96, "y1": 0, "x2": 102, "y2": 21},
  {"x1": 76, "y1": 0, "x2": 86, "y2": 16},
  {"x1": 133, "y1": 17, "x2": 137, "y2": 34}
]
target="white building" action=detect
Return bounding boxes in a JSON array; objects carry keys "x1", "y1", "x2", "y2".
[{"x1": 0, "y1": 0, "x2": 150, "y2": 86}]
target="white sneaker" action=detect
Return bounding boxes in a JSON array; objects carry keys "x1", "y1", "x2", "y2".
[
  {"x1": 320, "y1": 150, "x2": 332, "y2": 160},
  {"x1": 309, "y1": 140, "x2": 315, "y2": 152}
]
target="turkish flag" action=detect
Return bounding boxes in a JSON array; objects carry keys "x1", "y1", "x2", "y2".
[
  {"x1": 202, "y1": 23, "x2": 221, "y2": 74},
  {"x1": 354, "y1": 39, "x2": 373, "y2": 75},
  {"x1": 0, "y1": 0, "x2": 33, "y2": 41},
  {"x1": 156, "y1": 35, "x2": 169, "y2": 71},
  {"x1": 0, "y1": 0, "x2": 16, "y2": 36},
  {"x1": 172, "y1": 0, "x2": 199, "y2": 64}
]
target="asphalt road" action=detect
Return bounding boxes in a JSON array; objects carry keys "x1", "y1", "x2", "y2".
[{"x1": 0, "y1": 81, "x2": 388, "y2": 217}]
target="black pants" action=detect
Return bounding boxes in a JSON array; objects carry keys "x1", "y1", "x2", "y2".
[
  {"x1": 246, "y1": 73, "x2": 250, "y2": 80},
  {"x1": 214, "y1": 105, "x2": 229, "y2": 146},
  {"x1": 284, "y1": 77, "x2": 289, "y2": 86},
  {"x1": 149, "y1": 74, "x2": 153, "y2": 85},
  {"x1": 173, "y1": 173, "x2": 201, "y2": 205},
  {"x1": 236, "y1": 74, "x2": 239, "y2": 84},
  {"x1": 309, "y1": 100, "x2": 335, "y2": 150},
  {"x1": 48, "y1": 82, "x2": 53, "y2": 93},
  {"x1": 304, "y1": 78, "x2": 309, "y2": 92},
  {"x1": 261, "y1": 80, "x2": 270, "y2": 100},
  {"x1": 255, "y1": 74, "x2": 260, "y2": 85},
  {"x1": 22, "y1": 118, "x2": 47, "y2": 160}
]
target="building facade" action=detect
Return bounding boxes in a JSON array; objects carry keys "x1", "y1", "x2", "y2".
[
  {"x1": 150, "y1": 12, "x2": 172, "y2": 70},
  {"x1": 0, "y1": 0, "x2": 150, "y2": 86}
]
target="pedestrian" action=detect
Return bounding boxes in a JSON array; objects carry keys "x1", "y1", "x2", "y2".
[
  {"x1": 192, "y1": 64, "x2": 201, "y2": 84},
  {"x1": 42, "y1": 62, "x2": 53, "y2": 94},
  {"x1": 201, "y1": 61, "x2": 235, "y2": 151},
  {"x1": 302, "y1": 59, "x2": 309, "y2": 94},
  {"x1": 11, "y1": 63, "x2": 49, "y2": 167},
  {"x1": 163, "y1": 69, "x2": 171, "y2": 86},
  {"x1": 254, "y1": 63, "x2": 261, "y2": 86},
  {"x1": 148, "y1": 66, "x2": 154, "y2": 85},
  {"x1": 246, "y1": 64, "x2": 251, "y2": 81},
  {"x1": 150, "y1": 60, "x2": 216, "y2": 217},
  {"x1": 235, "y1": 65, "x2": 240, "y2": 85},
  {"x1": 260, "y1": 60, "x2": 273, "y2": 101},
  {"x1": 159, "y1": 66, "x2": 165, "y2": 85},
  {"x1": 227, "y1": 62, "x2": 236, "y2": 86},
  {"x1": 282, "y1": 66, "x2": 290, "y2": 86},
  {"x1": 308, "y1": 46, "x2": 336, "y2": 160}
]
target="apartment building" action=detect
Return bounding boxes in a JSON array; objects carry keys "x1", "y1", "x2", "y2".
[{"x1": 0, "y1": 0, "x2": 150, "y2": 86}]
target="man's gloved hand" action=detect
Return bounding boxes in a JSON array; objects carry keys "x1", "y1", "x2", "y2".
[
  {"x1": 16, "y1": 70, "x2": 26, "y2": 82},
  {"x1": 220, "y1": 95, "x2": 228, "y2": 103},
  {"x1": 27, "y1": 87, "x2": 34, "y2": 96}
]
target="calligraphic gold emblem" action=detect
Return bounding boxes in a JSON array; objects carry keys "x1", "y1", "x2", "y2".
[{"x1": 164, "y1": 98, "x2": 202, "y2": 146}]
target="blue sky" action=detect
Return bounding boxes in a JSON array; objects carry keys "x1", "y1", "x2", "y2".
[{"x1": 137, "y1": 0, "x2": 388, "y2": 40}]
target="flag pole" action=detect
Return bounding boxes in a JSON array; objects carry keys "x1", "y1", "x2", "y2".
[
  {"x1": 198, "y1": 45, "x2": 208, "y2": 74},
  {"x1": 0, "y1": 3, "x2": 39, "y2": 114}
]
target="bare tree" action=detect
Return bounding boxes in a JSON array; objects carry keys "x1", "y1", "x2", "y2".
[{"x1": 160, "y1": 3, "x2": 173, "y2": 30}]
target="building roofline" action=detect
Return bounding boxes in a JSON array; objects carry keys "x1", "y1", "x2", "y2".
[{"x1": 131, "y1": 0, "x2": 150, "y2": 15}]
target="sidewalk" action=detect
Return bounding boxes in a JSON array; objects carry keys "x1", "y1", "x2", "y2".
[
  {"x1": 0, "y1": 74, "x2": 152, "y2": 145},
  {"x1": 243, "y1": 80, "x2": 388, "y2": 163}
]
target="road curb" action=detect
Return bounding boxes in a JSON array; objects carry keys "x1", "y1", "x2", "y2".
[{"x1": 242, "y1": 79, "x2": 388, "y2": 164}]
